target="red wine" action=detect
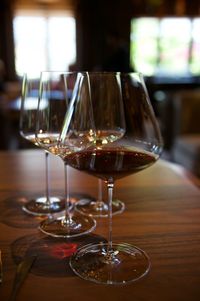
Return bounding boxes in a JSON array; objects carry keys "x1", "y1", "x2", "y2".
[{"x1": 65, "y1": 148, "x2": 157, "y2": 181}]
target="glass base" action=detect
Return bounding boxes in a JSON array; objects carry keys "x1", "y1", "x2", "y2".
[
  {"x1": 22, "y1": 196, "x2": 65, "y2": 216},
  {"x1": 75, "y1": 199, "x2": 125, "y2": 217},
  {"x1": 70, "y1": 242, "x2": 150, "y2": 285},
  {"x1": 39, "y1": 213, "x2": 96, "y2": 238}
]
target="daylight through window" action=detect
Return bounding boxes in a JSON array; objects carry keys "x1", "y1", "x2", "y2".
[
  {"x1": 131, "y1": 17, "x2": 200, "y2": 77},
  {"x1": 14, "y1": 11, "x2": 76, "y2": 78}
]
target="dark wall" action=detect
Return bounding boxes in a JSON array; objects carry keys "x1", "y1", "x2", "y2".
[
  {"x1": 0, "y1": 0, "x2": 16, "y2": 81},
  {"x1": 75, "y1": 0, "x2": 132, "y2": 71}
]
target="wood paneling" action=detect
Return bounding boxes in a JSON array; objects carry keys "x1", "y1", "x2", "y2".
[
  {"x1": 0, "y1": 0, "x2": 16, "y2": 81},
  {"x1": 14, "y1": 0, "x2": 76, "y2": 11}
]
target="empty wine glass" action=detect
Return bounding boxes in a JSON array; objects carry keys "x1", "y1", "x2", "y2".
[
  {"x1": 75, "y1": 177, "x2": 125, "y2": 217},
  {"x1": 74, "y1": 72, "x2": 126, "y2": 217},
  {"x1": 61, "y1": 72, "x2": 163, "y2": 284},
  {"x1": 36, "y1": 71, "x2": 96, "y2": 237},
  {"x1": 20, "y1": 74, "x2": 65, "y2": 216},
  {"x1": 74, "y1": 73, "x2": 127, "y2": 218}
]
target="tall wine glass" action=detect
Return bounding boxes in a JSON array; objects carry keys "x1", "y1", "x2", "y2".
[
  {"x1": 74, "y1": 72, "x2": 125, "y2": 217},
  {"x1": 61, "y1": 72, "x2": 163, "y2": 284},
  {"x1": 19, "y1": 74, "x2": 65, "y2": 216},
  {"x1": 36, "y1": 71, "x2": 96, "y2": 237}
]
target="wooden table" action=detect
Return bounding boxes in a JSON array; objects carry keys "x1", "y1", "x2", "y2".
[{"x1": 0, "y1": 149, "x2": 200, "y2": 301}]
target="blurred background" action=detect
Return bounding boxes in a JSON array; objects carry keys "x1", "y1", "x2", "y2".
[{"x1": 1, "y1": 0, "x2": 200, "y2": 177}]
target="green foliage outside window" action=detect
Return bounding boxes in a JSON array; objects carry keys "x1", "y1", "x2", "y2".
[{"x1": 130, "y1": 17, "x2": 200, "y2": 76}]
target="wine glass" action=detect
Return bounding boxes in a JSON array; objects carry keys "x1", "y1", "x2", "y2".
[
  {"x1": 36, "y1": 71, "x2": 96, "y2": 237},
  {"x1": 74, "y1": 73, "x2": 125, "y2": 217},
  {"x1": 19, "y1": 74, "x2": 65, "y2": 216},
  {"x1": 61, "y1": 72, "x2": 163, "y2": 284},
  {"x1": 75, "y1": 178, "x2": 125, "y2": 217}
]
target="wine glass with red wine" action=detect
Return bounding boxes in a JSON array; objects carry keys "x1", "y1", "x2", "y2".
[
  {"x1": 60, "y1": 72, "x2": 163, "y2": 284},
  {"x1": 35, "y1": 71, "x2": 96, "y2": 237}
]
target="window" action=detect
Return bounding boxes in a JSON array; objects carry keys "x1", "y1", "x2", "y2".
[
  {"x1": 14, "y1": 11, "x2": 76, "y2": 78},
  {"x1": 130, "y1": 17, "x2": 200, "y2": 77}
]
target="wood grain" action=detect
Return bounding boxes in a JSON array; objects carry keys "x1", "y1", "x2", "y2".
[{"x1": 0, "y1": 149, "x2": 200, "y2": 301}]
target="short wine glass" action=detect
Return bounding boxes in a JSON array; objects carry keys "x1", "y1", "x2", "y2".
[
  {"x1": 61, "y1": 72, "x2": 163, "y2": 285},
  {"x1": 75, "y1": 178, "x2": 125, "y2": 217},
  {"x1": 19, "y1": 74, "x2": 65, "y2": 216},
  {"x1": 36, "y1": 71, "x2": 96, "y2": 237}
]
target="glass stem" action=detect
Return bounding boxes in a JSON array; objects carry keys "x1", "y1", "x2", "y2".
[
  {"x1": 64, "y1": 163, "x2": 73, "y2": 224},
  {"x1": 107, "y1": 180, "x2": 114, "y2": 253},
  {"x1": 95, "y1": 179, "x2": 105, "y2": 209},
  {"x1": 98, "y1": 179, "x2": 103, "y2": 202},
  {"x1": 45, "y1": 151, "x2": 51, "y2": 206}
]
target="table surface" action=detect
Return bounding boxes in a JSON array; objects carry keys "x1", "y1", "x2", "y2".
[{"x1": 0, "y1": 149, "x2": 200, "y2": 301}]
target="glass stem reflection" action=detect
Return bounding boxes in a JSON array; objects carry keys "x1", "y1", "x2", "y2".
[{"x1": 45, "y1": 151, "x2": 51, "y2": 207}]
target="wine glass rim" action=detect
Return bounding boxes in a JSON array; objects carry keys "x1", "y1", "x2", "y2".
[
  {"x1": 40, "y1": 70, "x2": 83, "y2": 75},
  {"x1": 22, "y1": 71, "x2": 145, "y2": 78},
  {"x1": 39, "y1": 71, "x2": 144, "y2": 75},
  {"x1": 84, "y1": 71, "x2": 144, "y2": 76}
]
